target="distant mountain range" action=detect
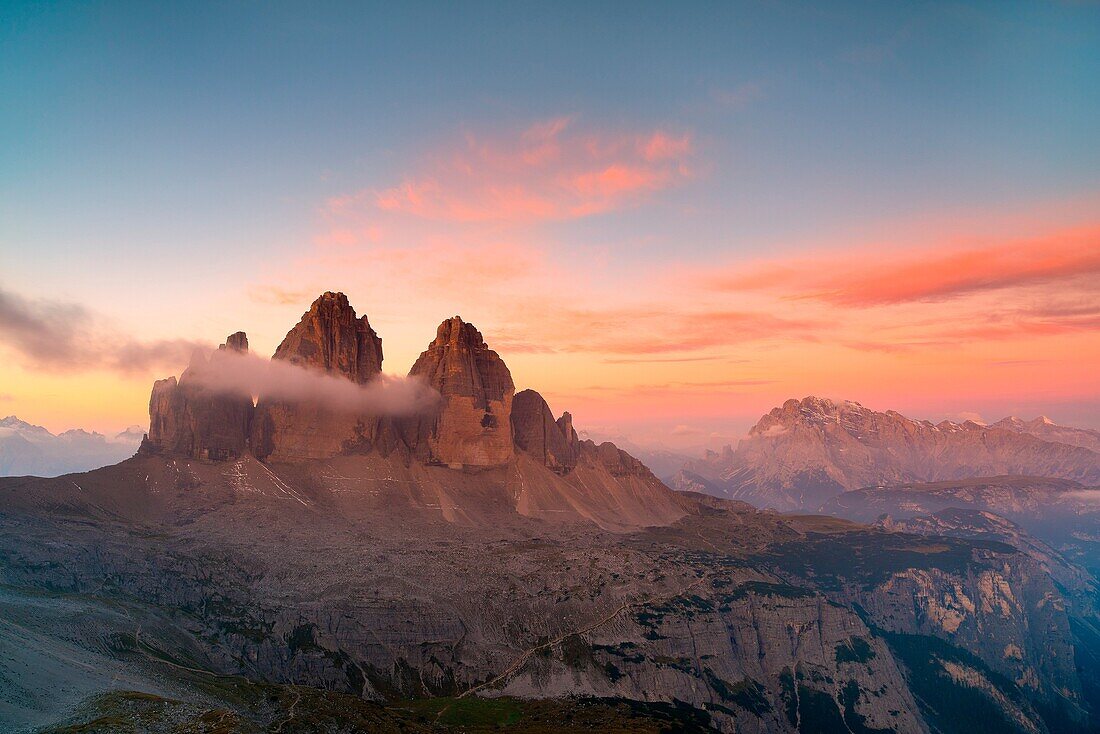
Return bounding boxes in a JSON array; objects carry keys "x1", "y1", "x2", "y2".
[
  {"x1": 0, "y1": 416, "x2": 141, "y2": 477},
  {"x1": 669, "y1": 396, "x2": 1100, "y2": 511},
  {"x1": 991, "y1": 414, "x2": 1100, "y2": 453}
]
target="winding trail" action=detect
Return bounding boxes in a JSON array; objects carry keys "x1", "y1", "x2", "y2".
[
  {"x1": 133, "y1": 625, "x2": 244, "y2": 681},
  {"x1": 272, "y1": 688, "x2": 303, "y2": 733},
  {"x1": 134, "y1": 624, "x2": 304, "y2": 731},
  {"x1": 457, "y1": 575, "x2": 707, "y2": 700}
]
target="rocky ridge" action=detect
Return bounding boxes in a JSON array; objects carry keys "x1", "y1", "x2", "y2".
[
  {"x1": 993, "y1": 415, "x2": 1100, "y2": 454},
  {"x1": 673, "y1": 396, "x2": 1100, "y2": 510}
]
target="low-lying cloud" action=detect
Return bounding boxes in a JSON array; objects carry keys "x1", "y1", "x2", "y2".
[
  {"x1": 0, "y1": 286, "x2": 203, "y2": 374},
  {"x1": 186, "y1": 350, "x2": 440, "y2": 416}
]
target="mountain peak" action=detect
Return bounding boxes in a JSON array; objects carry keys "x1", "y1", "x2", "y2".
[
  {"x1": 407, "y1": 316, "x2": 515, "y2": 467},
  {"x1": 432, "y1": 315, "x2": 484, "y2": 349},
  {"x1": 512, "y1": 389, "x2": 577, "y2": 474},
  {"x1": 0, "y1": 416, "x2": 52, "y2": 436},
  {"x1": 146, "y1": 332, "x2": 255, "y2": 461},
  {"x1": 251, "y1": 294, "x2": 384, "y2": 461},
  {"x1": 220, "y1": 331, "x2": 248, "y2": 353},
  {"x1": 991, "y1": 414, "x2": 1100, "y2": 453},
  {"x1": 271, "y1": 292, "x2": 382, "y2": 383},
  {"x1": 680, "y1": 397, "x2": 1100, "y2": 511}
]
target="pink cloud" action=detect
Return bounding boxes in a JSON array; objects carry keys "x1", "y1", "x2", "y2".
[
  {"x1": 336, "y1": 118, "x2": 693, "y2": 225},
  {"x1": 641, "y1": 132, "x2": 693, "y2": 162},
  {"x1": 710, "y1": 224, "x2": 1100, "y2": 306}
]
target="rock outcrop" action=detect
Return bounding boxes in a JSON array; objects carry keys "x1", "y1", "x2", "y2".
[
  {"x1": 251, "y1": 293, "x2": 385, "y2": 461},
  {"x1": 140, "y1": 294, "x2": 668, "y2": 501},
  {"x1": 145, "y1": 332, "x2": 253, "y2": 461},
  {"x1": 405, "y1": 317, "x2": 514, "y2": 467},
  {"x1": 511, "y1": 389, "x2": 578, "y2": 474}
]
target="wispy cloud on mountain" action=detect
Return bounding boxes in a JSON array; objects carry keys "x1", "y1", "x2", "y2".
[{"x1": 0, "y1": 286, "x2": 203, "y2": 374}]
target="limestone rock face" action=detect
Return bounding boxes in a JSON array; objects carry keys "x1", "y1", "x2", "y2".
[
  {"x1": 407, "y1": 317, "x2": 514, "y2": 467},
  {"x1": 269, "y1": 292, "x2": 382, "y2": 380},
  {"x1": 555, "y1": 411, "x2": 578, "y2": 448},
  {"x1": 585, "y1": 439, "x2": 652, "y2": 478},
  {"x1": 511, "y1": 390, "x2": 577, "y2": 474},
  {"x1": 251, "y1": 293, "x2": 384, "y2": 462},
  {"x1": 146, "y1": 333, "x2": 253, "y2": 461}
]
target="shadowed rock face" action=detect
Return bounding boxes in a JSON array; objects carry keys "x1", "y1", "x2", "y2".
[
  {"x1": 251, "y1": 293, "x2": 385, "y2": 461},
  {"x1": 145, "y1": 333, "x2": 253, "y2": 461},
  {"x1": 511, "y1": 389, "x2": 578, "y2": 474},
  {"x1": 406, "y1": 317, "x2": 515, "y2": 467}
]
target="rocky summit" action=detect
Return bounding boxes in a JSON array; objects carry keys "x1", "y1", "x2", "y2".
[
  {"x1": 405, "y1": 316, "x2": 516, "y2": 468},
  {"x1": 3, "y1": 295, "x2": 1100, "y2": 734},
  {"x1": 140, "y1": 292, "x2": 682, "y2": 530},
  {"x1": 250, "y1": 292, "x2": 385, "y2": 461}
]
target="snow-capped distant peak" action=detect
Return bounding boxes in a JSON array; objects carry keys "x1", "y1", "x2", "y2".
[{"x1": 0, "y1": 416, "x2": 55, "y2": 440}]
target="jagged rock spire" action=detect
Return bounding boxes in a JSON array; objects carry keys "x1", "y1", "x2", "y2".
[
  {"x1": 252, "y1": 292, "x2": 384, "y2": 461},
  {"x1": 406, "y1": 316, "x2": 514, "y2": 467},
  {"x1": 511, "y1": 390, "x2": 577, "y2": 474},
  {"x1": 146, "y1": 333, "x2": 254, "y2": 461},
  {"x1": 270, "y1": 291, "x2": 382, "y2": 382}
]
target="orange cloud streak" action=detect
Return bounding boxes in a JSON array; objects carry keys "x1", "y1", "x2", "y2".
[{"x1": 711, "y1": 224, "x2": 1100, "y2": 306}]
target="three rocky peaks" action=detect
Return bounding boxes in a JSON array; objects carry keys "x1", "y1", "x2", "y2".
[{"x1": 146, "y1": 292, "x2": 601, "y2": 474}]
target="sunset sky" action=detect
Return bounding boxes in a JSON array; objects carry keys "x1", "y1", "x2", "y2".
[{"x1": 2, "y1": 1, "x2": 1099, "y2": 448}]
